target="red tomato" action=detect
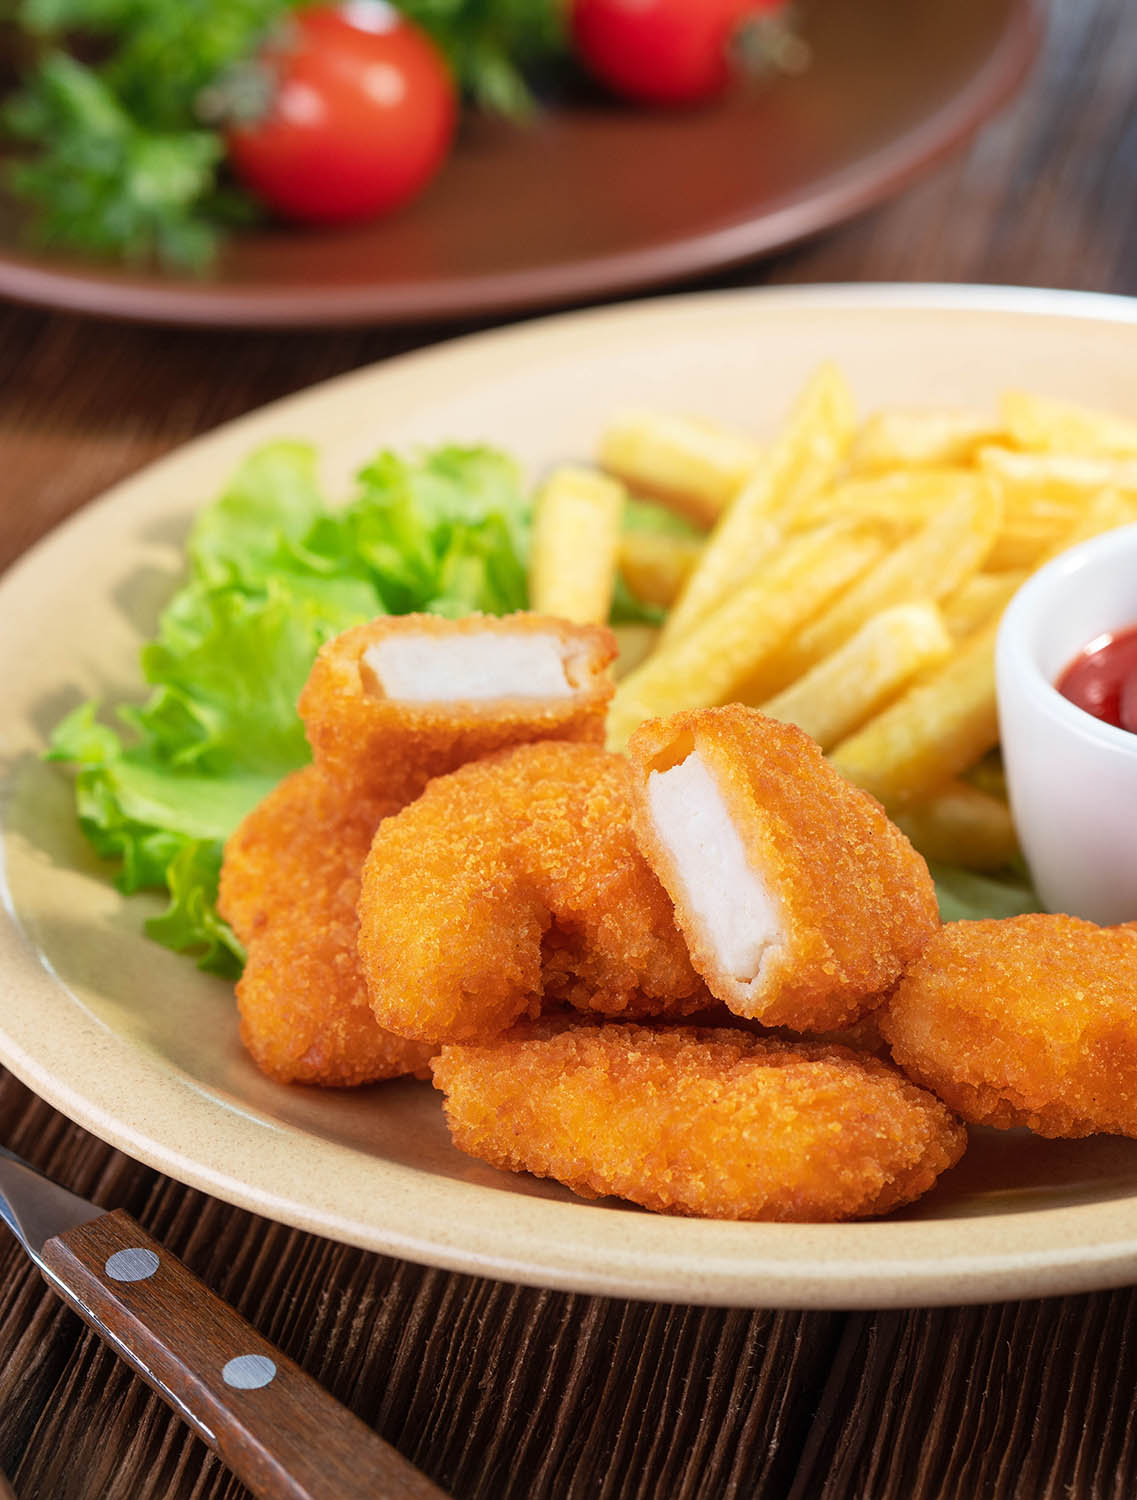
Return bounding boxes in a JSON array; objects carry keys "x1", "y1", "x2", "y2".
[
  {"x1": 571, "y1": 0, "x2": 786, "y2": 107},
  {"x1": 227, "y1": 3, "x2": 457, "y2": 226}
]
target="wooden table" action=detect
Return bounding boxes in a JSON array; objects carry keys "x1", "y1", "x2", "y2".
[{"x1": 1, "y1": 1, "x2": 1135, "y2": 1494}]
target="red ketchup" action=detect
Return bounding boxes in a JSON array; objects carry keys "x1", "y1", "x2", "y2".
[{"x1": 1056, "y1": 625, "x2": 1137, "y2": 733}]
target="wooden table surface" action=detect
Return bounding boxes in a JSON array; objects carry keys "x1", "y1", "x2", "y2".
[{"x1": 2, "y1": 1, "x2": 1135, "y2": 1495}]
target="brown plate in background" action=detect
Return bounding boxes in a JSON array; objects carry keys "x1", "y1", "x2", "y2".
[{"x1": 0, "y1": 0, "x2": 1040, "y2": 328}]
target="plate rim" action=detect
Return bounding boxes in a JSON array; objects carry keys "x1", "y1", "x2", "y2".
[
  {"x1": 6, "y1": 279, "x2": 1137, "y2": 1309},
  {"x1": 0, "y1": 0, "x2": 1042, "y2": 329}
]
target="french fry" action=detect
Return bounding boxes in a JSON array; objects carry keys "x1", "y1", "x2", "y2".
[
  {"x1": 894, "y1": 781, "x2": 1020, "y2": 872},
  {"x1": 1001, "y1": 390, "x2": 1137, "y2": 459},
  {"x1": 607, "y1": 524, "x2": 883, "y2": 750},
  {"x1": 611, "y1": 623, "x2": 660, "y2": 680},
  {"x1": 787, "y1": 467, "x2": 977, "y2": 537},
  {"x1": 983, "y1": 482, "x2": 1137, "y2": 572},
  {"x1": 758, "y1": 602, "x2": 953, "y2": 751},
  {"x1": 828, "y1": 615, "x2": 1002, "y2": 810},
  {"x1": 978, "y1": 445, "x2": 1137, "y2": 511},
  {"x1": 618, "y1": 531, "x2": 702, "y2": 609},
  {"x1": 985, "y1": 519, "x2": 1069, "y2": 571},
  {"x1": 598, "y1": 410, "x2": 762, "y2": 529},
  {"x1": 850, "y1": 409, "x2": 1003, "y2": 473},
  {"x1": 979, "y1": 491, "x2": 1137, "y2": 595},
  {"x1": 941, "y1": 571, "x2": 1027, "y2": 640},
  {"x1": 743, "y1": 477, "x2": 1003, "y2": 702},
  {"x1": 597, "y1": 373, "x2": 1137, "y2": 796},
  {"x1": 659, "y1": 364, "x2": 857, "y2": 644},
  {"x1": 1043, "y1": 487, "x2": 1137, "y2": 555},
  {"x1": 529, "y1": 466, "x2": 625, "y2": 625}
]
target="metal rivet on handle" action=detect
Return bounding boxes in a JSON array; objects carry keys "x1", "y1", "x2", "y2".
[
  {"x1": 222, "y1": 1354, "x2": 277, "y2": 1390},
  {"x1": 104, "y1": 1248, "x2": 160, "y2": 1282}
]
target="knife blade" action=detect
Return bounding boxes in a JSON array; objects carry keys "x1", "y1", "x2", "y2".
[
  {"x1": 0, "y1": 1146, "x2": 450, "y2": 1500},
  {"x1": 0, "y1": 1146, "x2": 102, "y2": 1259}
]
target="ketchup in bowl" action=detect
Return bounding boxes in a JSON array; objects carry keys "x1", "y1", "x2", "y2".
[{"x1": 1057, "y1": 626, "x2": 1137, "y2": 733}]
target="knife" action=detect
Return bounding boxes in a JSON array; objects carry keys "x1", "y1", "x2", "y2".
[{"x1": 0, "y1": 1146, "x2": 450, "y2": 1500}]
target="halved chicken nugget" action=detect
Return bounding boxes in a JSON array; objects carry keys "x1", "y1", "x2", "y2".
[
  {"x1": 299, "y1": 611, "x2": 616, "y2": 798},
  {"x1": 432, "y1": 1022, "x2": 966, "y2": 1221},
  {"x1": 626, "y1": 706, "x2": 939, "y2": 1032},
  {"x1": 881, "y1": 916, "x2": 1137, "y2": 1137},
  {"x1": 358, "y1": 741, "x2": 708, "y2": 1046}
]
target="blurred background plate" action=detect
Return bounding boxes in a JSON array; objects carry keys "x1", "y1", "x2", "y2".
[{"x1": 0, "y1": 0, "x2": 1040, "y2": 328}]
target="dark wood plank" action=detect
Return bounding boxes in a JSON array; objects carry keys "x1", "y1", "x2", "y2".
[{"x1": 3, "y1": 1, "x2": 1137, "y2": 1497}]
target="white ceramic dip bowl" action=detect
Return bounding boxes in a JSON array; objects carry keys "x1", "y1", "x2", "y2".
[{"x1": 997, "y1": 521, "x2": 1137, "y2": 924}]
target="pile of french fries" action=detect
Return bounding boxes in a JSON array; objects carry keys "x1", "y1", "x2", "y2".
[{"x1": 528, "y1": 366, "x2": 1137, "y2": 872}]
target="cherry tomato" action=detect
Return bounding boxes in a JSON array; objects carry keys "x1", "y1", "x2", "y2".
[
  {"x1": 571, "y1": 0, "x2": 786, "y2": 107},
  {"x1": 227, "y1": 2, "x2": 457, "y2": 226}
]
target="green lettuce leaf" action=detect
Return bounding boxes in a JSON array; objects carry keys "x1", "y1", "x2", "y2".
[
  {"x1": 146, "y1": 840, "x2": 246, "y2": 976},
  {"x1": 132, "y1": 583, "x2": 344, "y2": 776},
  {"x1": 188, "y1": 440, "x2": 327, "y2": 584},
  {"x1": 346, "y1": 444, "x2": 531, "y2": 616},
  {"x1": 49, "y1": 439, "x2": 533, "y2": 970},
  {"x1": 931, "y1": 863, "x2": 1043, "y2": 923}
]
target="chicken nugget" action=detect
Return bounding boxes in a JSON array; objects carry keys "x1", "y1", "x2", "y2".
[
  {"x1": 222, "y1": 612, "x2": 619, "y2": 1086},
  {"x1": 431, "y1": 1022, "x2": 966, "y2": 1221},
  {"x1": 358, "y1": 741, "x2": 707, "y2": 1045},
  {"x1": 625, "y1": 706, "x2": 939, "y2": 1033},
  {"x1": 881, "y1": 916, "x2": 1137, "y2": 1137},
  {"x1": 219, "y1": 765, "x2": 434, "y2": 1086},
  {"x1": 300, "y1": 611, "x2": 616, "y2": 798}
]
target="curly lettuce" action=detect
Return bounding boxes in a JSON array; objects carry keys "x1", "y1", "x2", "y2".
[{"x1": 47, "y1": 440, "x2": 533, "y2": 974}]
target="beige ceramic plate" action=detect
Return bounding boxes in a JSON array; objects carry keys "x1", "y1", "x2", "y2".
[{"x1": 5, "y1": 284, "x2": 1137, "y2": 1309}]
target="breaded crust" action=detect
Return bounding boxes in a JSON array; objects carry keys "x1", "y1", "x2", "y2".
[
  {"x1": 219, "y1": 765, "x2": 434, "y2": 1086},
  {"x1": 431, "y1": 1022, "x2": 966, "y2": 1221},
  {"x1": 626, "y1": 706, "x2": 940, "y2": 1032},
  {"x1": 881, "y1": 916, "x2": 1137, "y2": 1137},
  {"x1": 299, "y1": 612, "x2": 616, "y2": 798},
  {"x1": 358, "y1": 742, "x2": 707, "y2": 1046}
]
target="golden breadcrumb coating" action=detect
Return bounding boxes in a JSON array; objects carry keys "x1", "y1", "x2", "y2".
[
  {"x1": 219, "y1": 766, "x2": 434, "y2": 1087},
  {"x1": 881, "y1": 916, "x2": 1137, "y2": 1138},
  {"x1": 626, "y1": 706, "x2": 940, "y2": 1032},
  {"x1": 431, "y1": 1022, "x2": 966, "y2": 1221},
  {"x1": 299, "y1": 612, "x2": 616, "y2": 798},
  {"x1": 358, "y1": 742, "x2": 707, "y2": 1045}
]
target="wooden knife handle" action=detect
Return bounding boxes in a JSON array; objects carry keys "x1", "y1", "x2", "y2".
[{"x1": 39, "y1": 1210, "x2": 450, "y2": 1500}]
